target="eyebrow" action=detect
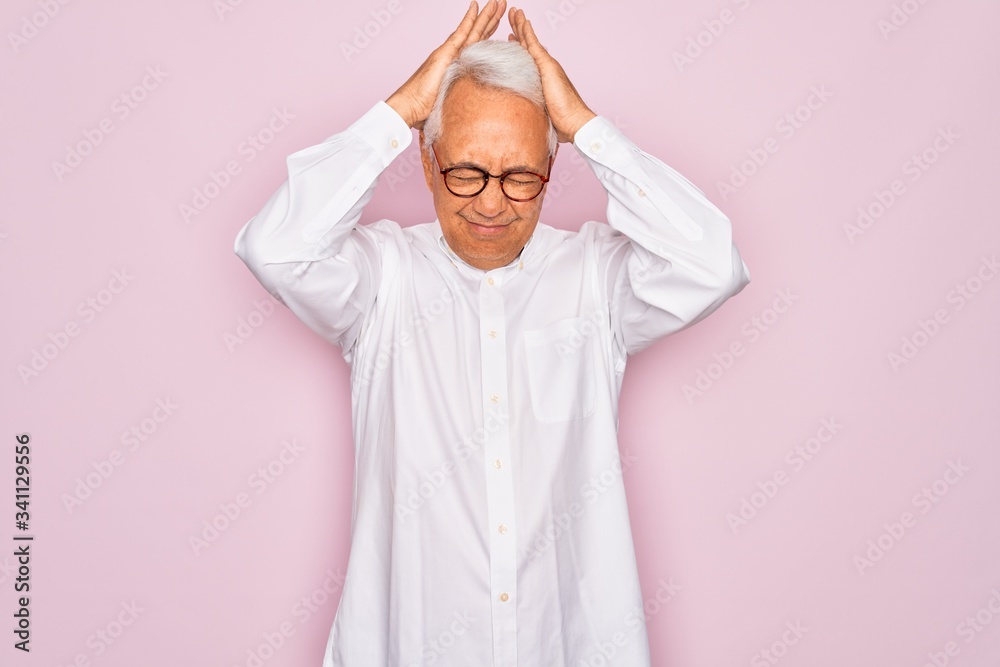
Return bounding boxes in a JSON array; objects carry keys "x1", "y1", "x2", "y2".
[{"x1": 449, "y1": 158, "x2": 540, "y2": 173}]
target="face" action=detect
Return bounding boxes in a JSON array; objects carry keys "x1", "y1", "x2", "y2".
[{"x1": 420, "y1": 77, "x2": 553, "y2": 271}]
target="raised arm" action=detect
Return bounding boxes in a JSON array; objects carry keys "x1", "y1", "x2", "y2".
[
  {"x1": 233, "y1": 1, "x2": 509, "y2": 358},
  {"x1": 508, "y1": 8, "x2": 750, "y2": 355},
  {"x1": 232, "y1": 104, "x2": 409, "y2": 358},
  {"x1": 577, "y1": 117, "x2": 751, "y2": 354}
]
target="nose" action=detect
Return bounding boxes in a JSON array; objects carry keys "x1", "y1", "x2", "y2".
[{"x1": 473, "y1": 175, "x2": 508, "y2": 219}]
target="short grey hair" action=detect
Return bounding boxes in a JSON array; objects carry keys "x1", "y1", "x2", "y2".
[{"x1": 421, "y1": 40, "x2": 558, "y2": 158}]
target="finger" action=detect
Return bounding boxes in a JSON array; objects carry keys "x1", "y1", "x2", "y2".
[
  {"x1": 517, "y1": 10, "x2": 549, "y2": 58},
  {"x1": 446, "y1": 2, "x2": 480, "y2": 49},
  {"x1": 465, "y1": 0, "x2": 498, "y2": 46},
  {"x1": 512, "y1": 8, "x2": 530, "y2": 50},
  {"x1": 480, "y1": 0, "x2": 506, "y2": 39},
  {"x1": 508, "y1": 6, "x2": 521, "y2": 42},
  {"x1": 518, "y1": 9, "x2": 539, "y2": 46}
]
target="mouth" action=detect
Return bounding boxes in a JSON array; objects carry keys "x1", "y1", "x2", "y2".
[{"x1": 466, "y1": 221, "x2": 510, "y2": 235}]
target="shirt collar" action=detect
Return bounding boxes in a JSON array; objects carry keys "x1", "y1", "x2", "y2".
[{"x1": 433, "y1": 219, "x2": 540, "y2": 274}]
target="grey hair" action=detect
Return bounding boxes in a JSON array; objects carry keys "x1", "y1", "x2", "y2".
[{"x1": 421, "y1": 40, "x2": 558, "y2": 158}]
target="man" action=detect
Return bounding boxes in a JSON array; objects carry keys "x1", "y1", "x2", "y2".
[{"x1": 233, "y1": 2, "x2": 750, "y2": 665}]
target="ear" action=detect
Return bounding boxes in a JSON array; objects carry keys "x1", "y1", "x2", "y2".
[{"x1": 418, "y1": 130, "x2": 434, "y2": 192}]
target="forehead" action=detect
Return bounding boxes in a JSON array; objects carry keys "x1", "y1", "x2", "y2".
[{"x1": 439, "y1": 77, "x2": 549, "y2": 164}]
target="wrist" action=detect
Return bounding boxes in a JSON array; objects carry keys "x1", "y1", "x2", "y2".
[
  {"x1": 566, "y1": 109, "x2": 598, "y2": 143},
  {"x1": 385, "y1": 93, "x2": 415, "y2": 128}
]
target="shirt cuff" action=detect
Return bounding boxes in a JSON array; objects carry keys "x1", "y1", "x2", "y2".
[
  {"x1": 344, "y1": 100, "x2": 413, "y2": 169},
  {"x1": 572, "y1": 114, "x2": 637, "y2": 170},
  {"x1": 572, "y1": 113, "x2": 665, "y2": 200}
]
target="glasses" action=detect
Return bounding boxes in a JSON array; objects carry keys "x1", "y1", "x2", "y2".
[{"x1": 431, "y1": 144, "x2": 554, "y2": 202}]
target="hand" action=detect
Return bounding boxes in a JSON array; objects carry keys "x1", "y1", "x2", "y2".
[
  {"x1": 507, "y1": 7, "x2": 597, "y2": 144},
  {"x1": 386, "y1": 0, "x2": 508, "y2": 129}
]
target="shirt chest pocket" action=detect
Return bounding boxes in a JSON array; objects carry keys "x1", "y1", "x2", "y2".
[{"x1": 522, "y1": 316, "x2": 599, "y2": 423}]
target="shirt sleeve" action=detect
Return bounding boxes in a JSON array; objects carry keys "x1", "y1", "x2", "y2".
[
  {"x1": 572, "y1": 115, "x2": 751, "y2": 356},
  {"x1": 233, "y1": 101, "x2": 412, "y2": 358}
]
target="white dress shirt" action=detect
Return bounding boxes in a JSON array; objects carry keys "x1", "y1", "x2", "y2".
[{"x1": 234, "y1": 100, "x2": 750, "y2": 667}]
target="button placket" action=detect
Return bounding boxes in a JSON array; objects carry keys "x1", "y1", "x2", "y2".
[{"x1": 479, "y1": 269, "x2": 517, "y2": 666}]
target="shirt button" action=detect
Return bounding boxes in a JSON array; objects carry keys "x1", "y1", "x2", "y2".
[
  {"x1": 499, "y1": 592, "x2": 509, "y2": 602},
  {"x1": 590, "y1": 140, "x2": 603, "y2": 153},
  {"x1": 390, "y1": 138, "x2": 399, "y2": 149},
  {"x1": 638, "y1": 188, "x2": 646, "y2": 197},
  {"x1": 490, "y1": 394, "x2": 500, "y2": 404},
  {"x1": 498, "y1": 524, "x2": 507, "y2": 534},
  {"x1": 488, "y1": 330, "x2": 497, "y2": 339},
  {"x1": 494, "y1": 459, "x2": 502, "y2": 469},
  {"x1": 487, "y1": 277, "x2": 495, "y2": 285}
]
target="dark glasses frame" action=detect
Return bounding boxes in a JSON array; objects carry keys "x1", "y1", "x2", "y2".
[{"x1": 431, "y1": 144, "x2": 554, "y2": 202}]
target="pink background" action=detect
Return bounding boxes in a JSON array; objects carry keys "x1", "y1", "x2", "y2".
[{"x1": 3, "y1": 0, "x2": 999, "y2": 665}]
